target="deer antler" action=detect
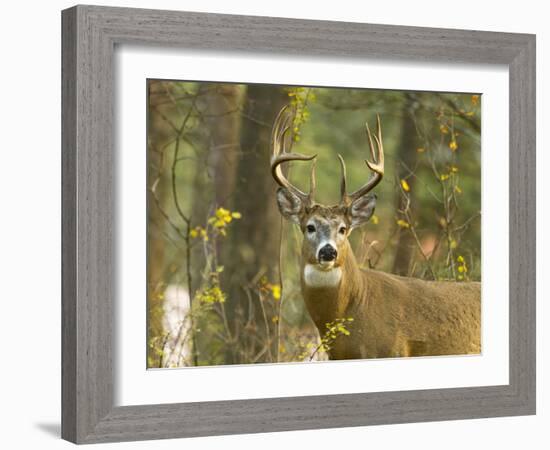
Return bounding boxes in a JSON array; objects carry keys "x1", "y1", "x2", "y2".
[
  {"x1": 339, "y1": 114, "x2": 384, "y2": 205},
  {"x1": 271, "y1": 106, "x2": 317, "y2": 203}
]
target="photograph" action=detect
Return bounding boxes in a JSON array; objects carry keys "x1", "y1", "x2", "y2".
[
  {"x1": 146, "y1": 80, "x2": 482, "y2": 368},
  {"x1": 2, "y1": 0, "x2": 542, "y2": 447}
]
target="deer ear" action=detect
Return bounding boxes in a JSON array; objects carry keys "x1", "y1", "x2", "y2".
[
  {"x1": 348, "y1": 193, "x2": 377, "y2": 229},
  {"x1": 276, "y1": 187, "x2": 304, "y2": 225}
]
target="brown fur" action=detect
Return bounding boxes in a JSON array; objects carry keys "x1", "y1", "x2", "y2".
[{"x1": 300, "y1": 231, "x2": 481, "y2": 360}]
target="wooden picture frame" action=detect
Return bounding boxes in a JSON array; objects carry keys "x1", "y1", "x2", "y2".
[{"x1": 61, "y1": 4, "x2": 536, "y2": 444}]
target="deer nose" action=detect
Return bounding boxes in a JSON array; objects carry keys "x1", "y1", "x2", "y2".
[{"x1": 318, "y1": 244, "x2": 337, "y2": 262}]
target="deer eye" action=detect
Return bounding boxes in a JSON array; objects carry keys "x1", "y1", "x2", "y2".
[
  {"x1": 306, "y1": 224, "x2": 316, "y2": 233},
  {"x1": 339, "y1": 226, "x2": 347, "y2": 235}
]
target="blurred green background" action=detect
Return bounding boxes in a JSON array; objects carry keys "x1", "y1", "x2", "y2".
[{"x1": 146, "y1": 80, "x2": 481, "y2": 368}]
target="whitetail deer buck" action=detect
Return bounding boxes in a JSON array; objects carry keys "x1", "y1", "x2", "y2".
[{"x1": 271, "y1": 107, "x2": 481, "y2": 359}]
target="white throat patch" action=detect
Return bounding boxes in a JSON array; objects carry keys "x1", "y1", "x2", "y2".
[{"x1": 304, "y1": 264, "x2": 342, "y2": 288}]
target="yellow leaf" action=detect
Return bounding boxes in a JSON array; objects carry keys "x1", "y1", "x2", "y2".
[
  {"x1": 471, "y1": 94, "x2": 480, "y2": 105},
  {"x1": 231, "y1": 212, "x2": 242, "y2": 219},
  {"x1": 400, "y1": 179, "x2": 410, "y2": 192},
  {"x1": 370, "y1": 215, "x2": 379, "y2": 225},
  {"x1": 454, "y1": 186, "x2": 462, "y2": 194},
  {"x1": 439, "y1": 124, "x2": 449, "y2": 134},
  {"x1": 416, "y1": 147, "x2": 425, "y2": 153}
]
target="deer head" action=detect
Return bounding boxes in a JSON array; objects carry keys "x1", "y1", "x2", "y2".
[{"x1": 271, "y1": 106, "x2": 384, "y2": 273}]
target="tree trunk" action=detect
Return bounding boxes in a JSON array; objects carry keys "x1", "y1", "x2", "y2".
[
  {"x1": 203, "y1": 84, "x2": 243, "y2": 207},
  {"x1": 392, "y1": 94, "x2": 421, "y2": 276},
  {"x1": 221, "y1": 85, "x2": 288, "y2": 364}
]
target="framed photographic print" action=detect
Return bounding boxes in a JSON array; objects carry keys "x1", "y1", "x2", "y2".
[{"x1": 62, "y1": 4, "x2": 536, "y2": 444}]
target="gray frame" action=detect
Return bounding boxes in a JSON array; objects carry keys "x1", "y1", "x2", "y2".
[{"x1": 62, "y1": 4, "x2": 536, "y2": 444}]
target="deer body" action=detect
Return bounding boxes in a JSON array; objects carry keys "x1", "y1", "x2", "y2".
[
  {"x1": 301, "y1": 241, "x2": 481, "y2": 359},
  {"x1": 270, "y1": 107, "x2": 481, "y2": 360}
]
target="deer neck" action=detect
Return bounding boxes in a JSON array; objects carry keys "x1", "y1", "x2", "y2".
[{"x1": 301, "y1": 241, "x2": 365, "y2": 329}]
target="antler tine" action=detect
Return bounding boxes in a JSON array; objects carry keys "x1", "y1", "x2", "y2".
[
  {"x1": 337, "y1": 154, "x2": 349, "y2": 204},
  {"x1": 271, "y1": 106, "x2": 290, "y2": 158},
  {"x1": 309, "y1": 159, "x2": 317, "y2": 201},
  {"x1": 346, "y1": 114, "x2": 385, "y2": 203},
  {"x1": 270, "y1": 106, "x2": 317, "y2": 201},
  {"x1": 365, "y1": 114, "x2": 384, "y2": 174}
]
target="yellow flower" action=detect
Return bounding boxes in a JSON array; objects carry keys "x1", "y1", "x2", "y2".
[
  {"x1": 400, "y1": 179, "x2": 410, "y2": 192},
  {"x1": 190, "y1": 226, "x2": 208, "y2": 240},
  {"x1": 197, "y1": 285, "x2": 226, "y2": 304},
  {"x1": 416, "y1": 147, "x2": 425, "y2": 153},
  {"x1": 449, "y1": 139, "x2": 458, "y2": 151},
  {"x1": 457, "y1": 255, "x2": 465, "y2": 263},
  {"x1": 271, "y1": 284, "x2": 281, "y2": 300},
  {"x1": 216, "y1": 207, "x2": 229, "y2": 217},
  {"x1": 439, "y1": 124, "x2": 449, "y2": 134},
  {"x1": 396, "y1": 219, "x2": 410, "y2": 229},
  {"x1": 231, "y1": 212, "x2": 242, "y2": 219},
  {"x1": 454, "y1": 186, "x2": 463, "y2": 194},
  {"x1": 370, "y1": 215, "x2": 379, "y2": 225}
]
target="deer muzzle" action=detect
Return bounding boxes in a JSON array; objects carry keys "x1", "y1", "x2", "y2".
[{"x1": 318, "y1": 243, "x2": 338, "y2": 263}]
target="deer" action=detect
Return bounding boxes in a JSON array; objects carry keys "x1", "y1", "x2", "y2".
[{"x1": 270, "y1": 107, "x2": 481, "y2": 360}]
